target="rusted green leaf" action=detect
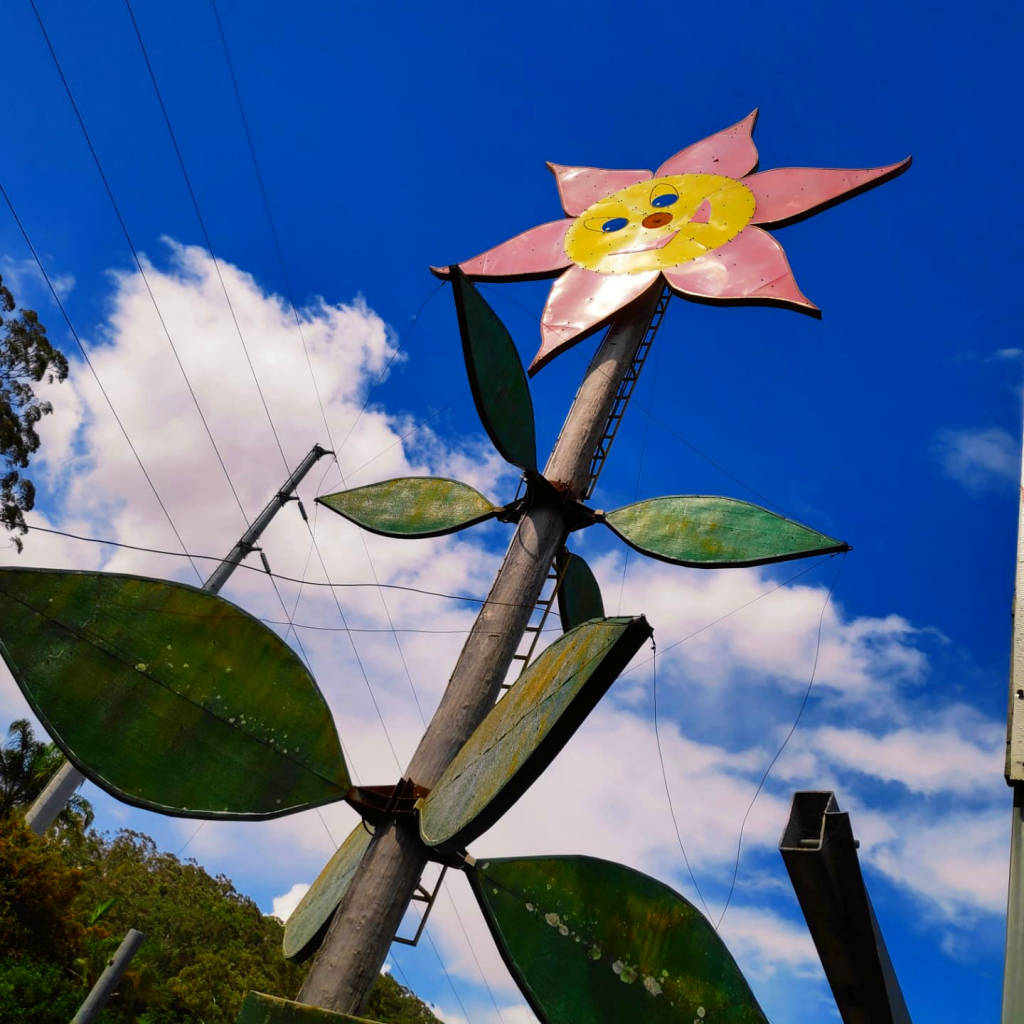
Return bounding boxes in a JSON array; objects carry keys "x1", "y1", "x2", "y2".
[
  {"x1": 0, "y1": 568, "x2": 349, "y2": 819},
  {"x1": 452, "y1": 266, "x2": 538, "y2": 472},
  {"x1": 470, "y1": 856, "x2": 769, "y2": 1024},
  {"x1": 604, "y1": 495, "x2": 847, "y2": 568},
  {"x1": 556, "y1": 552, "x2": 604, "y2": 632},
  {"x1": 283, "y1": 823, "x2": 373, "y2": 961},
  {"x1": 237, "y1": 991, "x2": 381, "y2": 1023},
  {"x1": 419, "y1": 616, "x2": 650, "y2": 853},
  {"x1": 318, "y1": 477, "x2": 499, "y2": 538}
]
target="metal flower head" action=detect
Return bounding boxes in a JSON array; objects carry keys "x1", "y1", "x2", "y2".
[{"x1": 434, "y1": 111, "x2": 910, "y2": 374}]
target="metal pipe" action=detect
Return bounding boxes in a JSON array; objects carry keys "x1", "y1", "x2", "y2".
[{"x1": 71, "y1": 928, "x2": 146, "y2": 1024}]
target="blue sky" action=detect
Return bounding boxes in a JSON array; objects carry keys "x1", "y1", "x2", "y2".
[{"x1": 1, "y1": 1, "x2": 1022, "y2": 1021}]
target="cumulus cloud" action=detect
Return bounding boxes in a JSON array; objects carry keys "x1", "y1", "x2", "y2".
[
  {"x1": 0, "y1": 241, "x2": 1009, "y2": 1022},
  {"x1": 271, "y1": 882, "x2": 309, "y2": 923},
  {"x1": 0, "y1": 253, "x2": 75, "y2": 301},
  {"x1": 934, "y1": 426, "x2": 1018, "y2": 492}
]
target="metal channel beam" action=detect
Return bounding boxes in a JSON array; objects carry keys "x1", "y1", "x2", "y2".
[{"x1": 780, "y1": 791, "x2": 911, "y2": 1024}]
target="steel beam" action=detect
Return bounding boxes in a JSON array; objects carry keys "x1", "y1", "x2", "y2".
[{"x1": 780, "y1": 791, "x2": 911, "y2": 1024}]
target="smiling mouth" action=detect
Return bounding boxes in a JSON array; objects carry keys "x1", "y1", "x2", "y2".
[{"x1": 611, "y1": 229, "x2": 680, "y2": 256}]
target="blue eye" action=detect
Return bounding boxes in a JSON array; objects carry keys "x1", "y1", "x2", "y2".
[
  {"x1": 651, "y1": 192, "x2": 678, "y2": 208},
  {"x1": 601, "y1": 217, "x2": 628, "y2": 232}
]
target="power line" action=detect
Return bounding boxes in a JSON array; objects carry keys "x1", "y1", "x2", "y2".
[
  {"x1": 29, "y1": 0, "x2": 252, "y2": 531},
  {"x1": 123, "y1": 0, "x2": 290, "y2": 472},
  {"x1": 0, "y1": 181, "x2": 203, "y2": 584},
  {"x1": 22, "y1": 521, "x2": 533, "y2": 608},
  {"x1": 650, "y1": 637, "x2": 713, "y2": 920},
  {"x1": 715, "y1": 551, "x2": 845, "y2": 930}
]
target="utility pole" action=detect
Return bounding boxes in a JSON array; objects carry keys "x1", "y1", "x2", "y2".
[
  {"x1": 1002, "y1": 431, "x2": 1024, "y2": 1022},
  {"x1": 298, "y1": 288, "x2": 665, "y2": 1012},
  {"x1": 71, "y1": 928, "x2": 146, "y2": 1024},
  {"x1": 23, "y1": 443, "x2": 331, "y2": 836}
]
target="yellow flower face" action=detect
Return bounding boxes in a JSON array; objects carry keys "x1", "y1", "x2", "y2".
[{"x1": 564, "y1": 173, "x2": 756, "y2": 275}]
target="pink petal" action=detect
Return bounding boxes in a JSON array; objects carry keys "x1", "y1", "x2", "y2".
[
  {"x1": 547, "y1": 163, "x2": 652, "y2": 217},
  {"x1": 655, "y1": 110, "x2": 759, "y2": 179},
  {"x1": 431, "y1": 219, "x2": 573, "y2": 281},
  {"x1": 748, "y1": 158, "x2": 912, "y2": 225},
  {"x1": 662, "y1": 226, "x2": 819, "y2": 315},
  {"x1": 531, "y1": 267, "x2": 660, "y2": 374}
]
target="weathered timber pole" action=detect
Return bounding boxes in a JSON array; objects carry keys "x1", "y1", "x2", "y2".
[
  {"x1": 24, "y1": 444, "x2": 331, "y2": 836},
  {"x1": 298, "y1": 285, "x2": 665, "y2": 1013}
]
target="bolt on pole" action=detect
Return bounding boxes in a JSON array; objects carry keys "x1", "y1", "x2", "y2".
[{"x1": 23, "y1": 443, "x2": 331, "y2": 836}]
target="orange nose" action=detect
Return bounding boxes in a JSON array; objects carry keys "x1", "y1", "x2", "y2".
[{"x1": 642, "y1": 211, "x2": 673, "y2": 229}]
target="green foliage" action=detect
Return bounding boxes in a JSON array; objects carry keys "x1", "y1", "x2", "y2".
[
  {"x1": 0, "y1": 816, "x2": 83, "y2": 965},
  {"x1": 0, "y1": 273, "x2": 68, "y2": 553},
  {"x1": 364, "y1": 974, "x2": 445, "y2": 1024},
  {"x1": 0, "y1": 958, "x2": 84, "y2": 1024},
  {"x1": 65, "y1": 829, "x2": 304, "y2": 1023},
  {"x1": 0, "y1": 717, "x2": 93, "y2": 827},
  {"x1": 0, "y1": 810, "x2": 444, "y2": 1024}
]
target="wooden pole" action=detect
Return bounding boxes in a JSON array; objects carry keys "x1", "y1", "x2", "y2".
[{"x1": 298, "y1": 286, "x2": 664, "y2": 1013}]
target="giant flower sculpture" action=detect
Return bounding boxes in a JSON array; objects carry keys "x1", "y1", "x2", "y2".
[{"x1": 434, "y1": 111, "x2": 910, "y2": 374}]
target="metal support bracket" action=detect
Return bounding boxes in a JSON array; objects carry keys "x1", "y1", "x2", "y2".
[{"x1": 392, "y1": 865, "x2": 449, "y2": 947}]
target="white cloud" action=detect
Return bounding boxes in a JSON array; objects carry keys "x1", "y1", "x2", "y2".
[
  {"x1": 0, "y1": 254, "x2": 75, "y2": 302},
  {"x1": 0, "y1": 240, "x2": 1010, "y2": 1022},
  {"x1": 271, "y1": 882, "x2": 309, "y2": 923},
  {"x1": 934, "y1": 426, "x2": 1018, "y2": 491}
]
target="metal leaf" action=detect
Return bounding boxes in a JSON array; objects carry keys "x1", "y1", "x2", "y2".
[
  {"x1": 0, "y1": 568, "x2": 350, "y2": 820},
  {"x1": 238, "y1": 991, "x2": 380, "y2": 1023},
  {"x1": 283, "y1": 823, "x2": 373, "y2": 961},
  {"x1": 419, "y1": 617, "x2": 650, "y2": 853},
  {"x1": 470, "y1": 856, "x2": 769, "y2": 1024},
  {"x1": 452, "y1": 266, "x2": 538, "y2": 472},
  {"x1": 318, "y1": 477, "x2": 499, "y2": 538},
  {"x1": 604, "y1": 495, "x2": 847, "y2": 568},
  {"x1": 555, "y1": 551, "x2": 604, "y2": 631}
]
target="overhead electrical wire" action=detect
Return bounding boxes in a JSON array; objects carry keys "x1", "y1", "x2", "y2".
[
  {"x1": 28, "y1": 0, "x2": 252, "y2": 533},
  {"x1": 123, "y1": 0, "x2": 291, "y2": 471},
  {"x1": 650, "y1": 637, "x2": 713, "y2": 920},
  {"x1": 715, "y1": 551, "x2": 845, "y2": 930},
  {"x1": 208, "y1": 0, "x2": 443, "y2": 741},
  {"x1": 0, "y1": 182, "x2": 204, "y2": 585}
]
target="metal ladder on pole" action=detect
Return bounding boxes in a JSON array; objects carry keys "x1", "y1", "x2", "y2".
[
  {"x1": 583, "y1": 285, "x2": 670, "y2": 500},
  {"x1": 502, "y1": 286, "x2": 671, "y2": 688}
]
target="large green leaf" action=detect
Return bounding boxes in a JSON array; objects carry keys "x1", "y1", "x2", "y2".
[
  {"x1": 283, "y1": 823, "x2": 373, "y2": 961},
  {"x1": 419, "y1": 617, "x2": 650, "y2": 853},
  {"x1": 237, "y1": 992, "x2": 380, "y2": 1023},
  {"x1": 452, "y1": 267, "x2": 538, "y2": 472},
  {"x1": 0, "y1": 568, "x2": 349, "y2": 819},
  {"x1": 318, "y1": 477, "x2": 499, "y2": 538},
  {"x1": 604, "y1": 495, "x2": 847, "y2": 568},
  {"x1": 470, "y1": 856, "x2": 769, "y2": 1024},
  {"x1": 555, "y1": 552, "x2": 604, "y2": 632}
]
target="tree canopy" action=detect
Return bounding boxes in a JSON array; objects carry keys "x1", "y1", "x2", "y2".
[
  {"x1": 0, "y1": 718, "x2": 92, "y2": 828},
  {"x1": 0, "y1": 273, "x2": 67, "y2": 552},
  {"x1": 0, "y1": 804, "x2": 445, "y2": 1023}
]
